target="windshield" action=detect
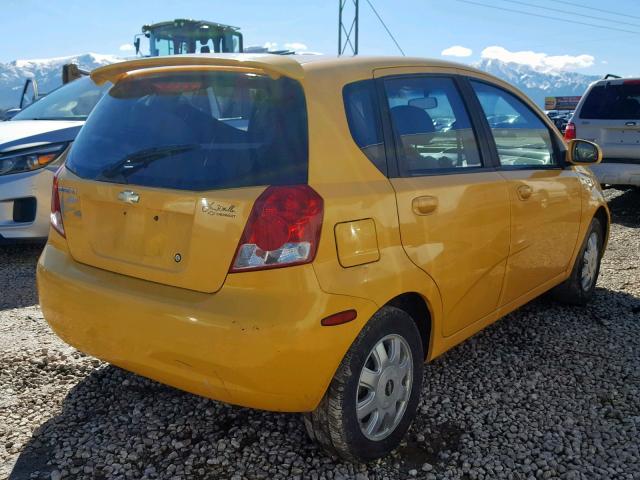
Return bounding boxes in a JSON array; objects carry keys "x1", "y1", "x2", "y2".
[
  {"x1": 66, "y1": 70, "x2": 308, "y2": 191},
  {"x1": 12, "y1": 76, "x2": 110, "y2": 121},
  {"x1": 581, "y1": 83, "x2": 640, "y2": 120},
  {"x1": 151, "y1": 33, "x2": 241, "y2": 56}
]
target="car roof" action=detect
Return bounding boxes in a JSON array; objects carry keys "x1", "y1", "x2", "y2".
[
  {"x1": 91, "y1": 53, "x2": 491, "y2": 85},
  {"x1": 589, "y1": 77, "x2": 640, "y2": 87}
]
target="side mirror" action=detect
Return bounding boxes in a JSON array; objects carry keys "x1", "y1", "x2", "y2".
[
  {"x1": 566, "y1": 139, "x2": 602, "y2": 165},
  {"x1": 134, "y1": 37, "x2": 141, "y2": 56}
]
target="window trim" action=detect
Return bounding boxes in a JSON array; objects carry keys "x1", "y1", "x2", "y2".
[
  {"x1": 463, "y1": 77, "x2": 566, "y2": 171},
  {"x1": 375, "y1": 73, "x2": 491, "y2": 179}
]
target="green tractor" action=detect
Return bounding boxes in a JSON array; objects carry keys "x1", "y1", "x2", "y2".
[{"x1": 134, "y1": 19, "x2": 243, "y2": 57}]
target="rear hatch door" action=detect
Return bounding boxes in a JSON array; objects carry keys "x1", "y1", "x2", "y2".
[
  {"x1": 58, "y1": 67, "x2": 308, "y2": 293},
  {"x1": 59, "y1": 172, "x2": 263, "y2": 293},
  {"x1": 576, "y1": 80, "x2": 640, "y2": 159}
]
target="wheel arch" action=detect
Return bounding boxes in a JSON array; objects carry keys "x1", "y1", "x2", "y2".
[
  {"x1": 593, "y1": 205, "x2": 610, "y2": 253},
  {"x1": 385, "y1": 292, "x2": 433, "y2": 361}
]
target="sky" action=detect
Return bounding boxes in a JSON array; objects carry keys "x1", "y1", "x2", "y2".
[{"x1": 1, "y1": 0, "x2": 639, "y2": 76}]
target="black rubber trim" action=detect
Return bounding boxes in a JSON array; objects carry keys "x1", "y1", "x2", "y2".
[{"x1": 601, "y1": 158, "x2": 640, "y2": 165}]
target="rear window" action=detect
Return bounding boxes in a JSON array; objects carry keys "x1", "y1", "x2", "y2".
[
  {"x1": 580, "y1": 83, "x2": 640, "y2": 120},
  {"x1": 66, "y1": 71, "x2": 308, "y2": 191}
]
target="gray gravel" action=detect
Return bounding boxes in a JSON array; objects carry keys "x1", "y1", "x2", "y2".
[{"x1": 1, "y1": 188, "x2": 639, "y2": 480}]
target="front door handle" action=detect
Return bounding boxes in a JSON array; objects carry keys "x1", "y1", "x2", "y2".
[
  {"x1": 517, "y1": 185, "x2": 533, "y2": 200},
  {"x1": 412, "y1": 195, "x2": 438, "y2": 215}
]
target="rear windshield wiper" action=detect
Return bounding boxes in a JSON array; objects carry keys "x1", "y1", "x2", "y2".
[{"x1": 99, "y1": 144, "x2": 200, "y2": 181}]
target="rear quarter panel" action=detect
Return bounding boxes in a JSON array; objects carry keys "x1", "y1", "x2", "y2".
[{"x1": 301, "y1": 64, "x2": 445, "y2": 359}]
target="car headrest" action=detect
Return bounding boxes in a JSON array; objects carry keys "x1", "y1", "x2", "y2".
[{"x1": 390, "y1": 105, "x2": 435, "y2": 136}]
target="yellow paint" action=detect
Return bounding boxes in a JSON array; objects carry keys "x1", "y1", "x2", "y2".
[
  {"x1": 498, "y1": 169, "x2": 583, "y2": 304},
  {"x1": 391, "y1": 172, "x2": 511, "y2": 337},
  {"x1": 334, "y1": 219, "x2": 380, "y2": 268},
  {"x1": 38, "y1": 55, "x2": 610, "y2": 413}
]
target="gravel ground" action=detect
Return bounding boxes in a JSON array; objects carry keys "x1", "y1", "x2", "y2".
[{"x1": 1, "y1": 188, "x2": 639, "y2": 480}]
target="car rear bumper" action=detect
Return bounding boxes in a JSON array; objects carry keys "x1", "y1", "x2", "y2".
[
  {"x1": 589, "y1": 162, "x2": 640, "y2": 187},
  {"x1": 0, "y1": 168, "x2": 53, "y2": 239},
  {"x1": 37, "y1": 241, "x2": 377, "y2": 412}
]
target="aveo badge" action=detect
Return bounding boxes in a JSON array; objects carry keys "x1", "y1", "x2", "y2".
[{"x1": 201, "y1": 199, "x2": 237, "y2": 218}]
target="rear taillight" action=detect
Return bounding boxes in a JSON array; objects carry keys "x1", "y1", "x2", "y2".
[
  {"x1": 50, "y1": 165, "x2": 65, "y2": 237},
  {"x1": 230, "y1": 185, "x2": 323, "y2": 272},
  {"x1": 564, "y1": 122, "x2": 576, "y2": 141}
]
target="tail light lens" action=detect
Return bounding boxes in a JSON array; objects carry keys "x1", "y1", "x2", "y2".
[
  {"x1": 50, "y1": 165, "x2": 65, "y2": 237},
  {"x1": 230, "y1": 185, "x2": 323, "y2": 272},
  {"x1": 564, "y1": 122, "x2": 576, "y2": 140}
]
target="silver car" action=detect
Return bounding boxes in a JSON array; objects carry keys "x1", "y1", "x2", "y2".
[
  {"x1": 566, "y1": 77, "x2": 640, "y2": 187},
  {"x1": 0, "y1": 77, "x2": 108, "y2": 242}
]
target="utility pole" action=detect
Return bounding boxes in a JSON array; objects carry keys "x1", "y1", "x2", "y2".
[{"x1": 338, "y1": 0, "x2": 359, "y2": 56}]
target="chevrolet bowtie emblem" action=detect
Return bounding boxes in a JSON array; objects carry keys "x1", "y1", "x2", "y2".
[{"x1": 118, "y1": 190, "x2": 140, "y2": 204}]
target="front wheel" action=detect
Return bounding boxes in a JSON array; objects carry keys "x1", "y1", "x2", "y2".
[
  {"x1": 304, "y1": 306, "x2": 424, "y2": 462},
  {"x1": 551, "y1": 217, "x2": 603, "y2": 305}
]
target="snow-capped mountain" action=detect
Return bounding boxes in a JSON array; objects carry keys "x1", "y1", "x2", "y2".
[
  {"x1": 475, "y1": 58, "x2": 600, "y2": 107},
  {"x1": 0, "y1": 53, "x2": 601, "y2": 112},
  {"x1": 0, "y1": 53, "x2": 121, "y2": 111}
]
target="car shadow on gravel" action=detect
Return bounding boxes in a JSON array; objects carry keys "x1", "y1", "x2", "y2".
[
  {"x1": 10, "y1": 287, "x2": 640, "y2": 479},
  {"x1": 8, "y1": 364, "x2": 326, "y2": 480},
  {"x1": 605, "y1": 187, "x2": 639, "y2": 228},
  {"x1": 0, "y1": 243, "x2": 43, "y2": 310}
]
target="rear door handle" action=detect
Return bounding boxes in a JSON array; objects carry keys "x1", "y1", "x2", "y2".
[
  {"x1": 412, "y1": 195, "x2": 438, "y2": 215},
  {"x1": 517, "y1": 185, "x2": 533, "y2": 200}
]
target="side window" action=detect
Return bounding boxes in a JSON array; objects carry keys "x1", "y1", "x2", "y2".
[
  {"x1": 470, "y1": 81, "x2": 557, "y2": 167},
  {"x1": 343, "y1": 80, "x2": 386, "y2": 174},
  {"x1": 383, "y1": 76, "x2": 482, "y2": 177}
]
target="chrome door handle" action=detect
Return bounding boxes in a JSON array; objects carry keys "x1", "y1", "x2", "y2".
[
  {"x1": 517, "y1": 185, "x2": 533, "y2": 200},
  {"x1": 412, "y1": 195, "x2": 438, "y2": 215}
]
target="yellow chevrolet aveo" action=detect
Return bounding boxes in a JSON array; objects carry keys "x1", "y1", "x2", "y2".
[{"x1": 38, "y1": 54, "x2": 609, "y2": 461}]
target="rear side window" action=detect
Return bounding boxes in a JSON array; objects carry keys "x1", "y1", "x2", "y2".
[
  {"x1": 343, "y1": 80, "x2": 386, "y2": 174},
  {"x1": 580, "y1": 83, "x2": 640, "y2": 120},
  {"x1": 66, "y1": 71, "x2": 308, "y2": 191},
  {"x1": 383, "y1": 76, "x2": 482, "y2": 176}
]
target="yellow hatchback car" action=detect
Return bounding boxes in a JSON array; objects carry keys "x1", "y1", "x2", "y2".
[{"x1": 38, "y1": 54, "x2": 609, "y2": 461}]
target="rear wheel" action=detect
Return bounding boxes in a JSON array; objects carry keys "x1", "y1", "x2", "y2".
[
  {"x1": 304, "y1": 306, "x2": 423, "y2": 462},
  {"x1": 551, "y1": 218, "x2": 603, "y2": 305}
]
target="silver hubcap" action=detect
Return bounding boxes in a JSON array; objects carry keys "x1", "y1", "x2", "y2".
[
  {"x1": 356, "y1": 334, "x2": 413, "y2": 441},
  {"x1": 581, "y1": 232, "x2": 599, "y2": 291}
]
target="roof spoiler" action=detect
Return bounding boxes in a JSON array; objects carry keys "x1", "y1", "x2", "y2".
[{"x1": 91, "y1": 54, "x2": 304, "y2": 85}]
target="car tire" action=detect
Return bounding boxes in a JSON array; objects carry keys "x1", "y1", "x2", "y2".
[
  {"x1": 551, "y1": 217, "x2": 603, "y2": 306},
  {"x1": 304, "y1": 306, "x2": 424, "y2": 462}
]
